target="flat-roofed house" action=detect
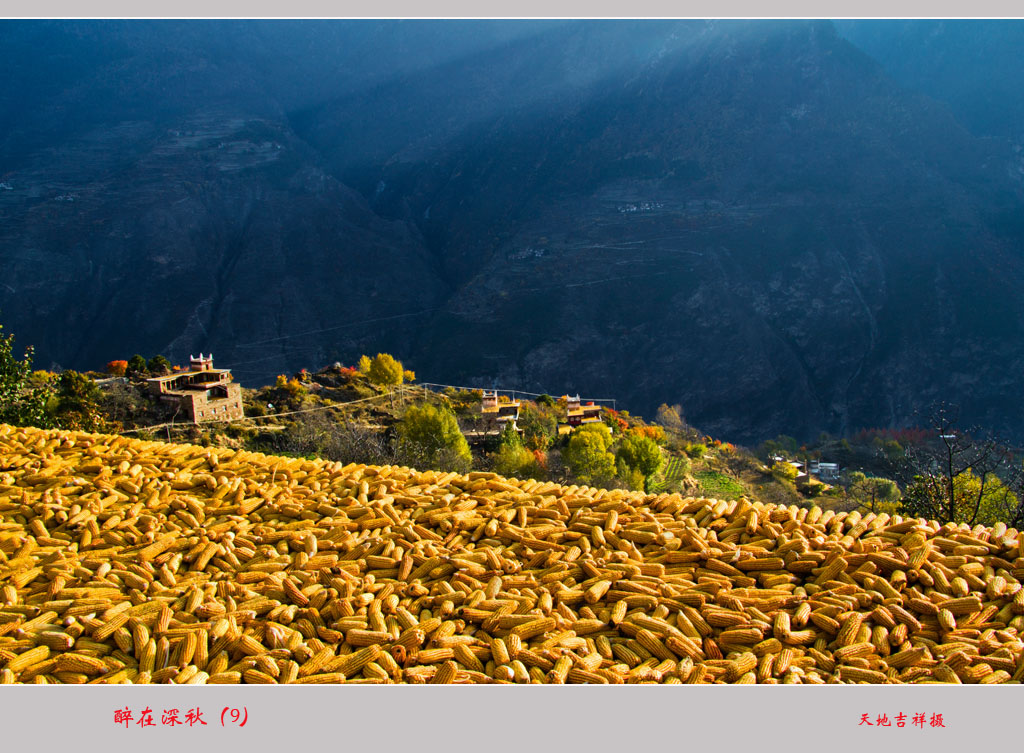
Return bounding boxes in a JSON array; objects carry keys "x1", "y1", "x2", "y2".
[
  {"x1": 564, "y1": 394, "x2": 602, "y2": 427},
  {"x1": 816, "y1": 462, "x2": 840, "y2": 482},
  {"x1": 146, "y1": 354, "x2": 244, "y2": 424},
  {"x1": 480, "y1": 389, "x2": 521, "y2": 432}
]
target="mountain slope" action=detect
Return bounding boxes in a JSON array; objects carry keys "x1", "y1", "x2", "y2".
[
  {"x1": 305, "y1": 21, "x2": 1024, "y2": 441},
  {"x1": 3, "y1": 20, "x2": 1024, "y2": 443},
  {"x1": 0, "y1": 21, "x2": 450, "y2": 379}
]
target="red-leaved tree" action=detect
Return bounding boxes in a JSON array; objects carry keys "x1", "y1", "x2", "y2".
[{"x1": 106, "y1": 360, "x2": 128, "y2": 377}]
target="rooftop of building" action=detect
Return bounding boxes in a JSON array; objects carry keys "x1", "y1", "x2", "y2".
[{"x1": 147, "y1": 367, "x2": 231, "y2": 384}]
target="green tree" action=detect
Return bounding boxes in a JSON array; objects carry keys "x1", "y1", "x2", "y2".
[
  {"x1": 53, "y1": 371, "x2": 106, "y2": 432},
  {"x1": 367, "y1": 353, "x2": 404, "y2": 387},
  {"x1": 98, "y1": 381, "x2": 147, "y2": 428},
  {"x1": 498, "y1": 422, "x2": 521, "y2": 450},
  {"x1": 953, "y1": 470, "x2": 1020, "y2": 526},
  {"x1": 615, "y1": 457, "x2": 646, "y2": 491},
  {"x1": 843, "y1": 471, "x2": 901, "y2": 514},
  {"x1": 147, "y1": 355, "x2": 171, "y2": 375},
  {"x1": 616, "y1": 433, "x2": 664, "y2": 491},
  {"x1": 903, "y1": 469, "x2": 1019, "y2": 526},
  {"x1": 493, "y1": 429, "x2": 540, "y2": 479},
  {"x1": 976, "y1": 472, "x2": 1022, "y2": 527},
  {"x1": 563, "y1": 424, "x2": 616, "y2": 486},
  {"x1": 577, "y1": 421, "x2": 614, "y2": 448},
  {"x1": 761, "y1": 434, "x2": 799, "y2": 459},
  {"x1": 879, "y1": 438, "x2": 905, "y2": 461},
  {"x1": 126, "y1": 354, "x2": 149, "y2": 378},
  {"x1": 904, "y1": 402, "x2": 1006, "y2": 524},
  {"x1": 0, "y1": 325, "x2": 53, "y2": 428},
  {"x1": 396, "y1": 402, "x2": 472, "y2": 472},
  {"x1": 518, "y1": 403, "x2": 556, "y2": 450},
  {"x1": 771, "y1": 461, "x2": 799, "y2": 482}
]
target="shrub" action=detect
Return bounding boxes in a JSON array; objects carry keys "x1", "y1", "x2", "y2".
[
  {"x1": 284, "y1": 378, "x2": 307, "y2": 400},
  {"x1": 532, "y1": 449, "x2": 548, "y2": 472},
  {"x1": 0, "y1": 325, "x2": 53, "y2": 428},
  {"x1": 800, "y1": 477, "x2": 827, "y2": 498},
  {"x1": 396, "y1": 403, "x2": 472, "y2": 472},
  {"x1": 494, "y1": 442, "x2": 540, "y2": 480},
  {"x1": 616, "y1": 433, "x2": 664, "y2": 491},
  {"x1": 615, "y1": 458, "x2": 646, "y2": 491},
  {"x1": 655, "y1": 403, "x2": 685, "y2": 433},
  {"x1": 53, "y1": 370, "x2": 105, "y2": 432},
  {"x1": 684, "y1": 442, "x2": 707, "y2": 458}
]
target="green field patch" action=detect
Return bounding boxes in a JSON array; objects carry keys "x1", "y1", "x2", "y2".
[
  {"x1": 648, "y1": 454, "x2": 688, "y2": 492},
  {"x1": 695, "y1": 470, "x2": 746, "y2": 500}
]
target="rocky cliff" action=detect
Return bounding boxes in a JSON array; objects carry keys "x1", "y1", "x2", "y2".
[{"x1": 3, "y1": 20, "x2": 1024, "y2": 443}]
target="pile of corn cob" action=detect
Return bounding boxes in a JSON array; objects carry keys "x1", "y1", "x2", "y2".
[{"x1": 1, "y1": 424, "x2": 1022, "y2": 684}]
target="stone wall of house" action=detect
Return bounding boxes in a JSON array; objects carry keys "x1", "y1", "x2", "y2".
[{"x1": 189, "y1": 383, "x2": 244, "y2": 423}]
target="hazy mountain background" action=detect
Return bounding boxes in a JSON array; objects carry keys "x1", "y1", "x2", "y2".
[{"x1": 2, "y1": 19, "x2": 1023, "y2": 444}]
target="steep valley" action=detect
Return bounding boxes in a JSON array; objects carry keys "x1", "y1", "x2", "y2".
[{"x1": 3, "y1": 20, "x2": 1024, "y2": 443}]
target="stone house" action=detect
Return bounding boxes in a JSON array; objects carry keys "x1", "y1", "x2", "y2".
[{"x1": 145, "y1": 354, "x2": 244, "y2": 424}]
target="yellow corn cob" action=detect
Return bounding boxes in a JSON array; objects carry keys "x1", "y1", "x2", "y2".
[
  {"x1": 6, "y1": 646, "x2": 50, "y2": 674},
  {"x1": 429, "y1": 660, "x2": 457, "y2": 684},
  {"x1": 0, "y1": 424, "x2": 1021, "y2": 685},
  {"x1": 243, "y1": 668, "x2": 277, "y2": 684},
  {"x1": 54, "y1": 653, "x2": 109, "y2": 675}
]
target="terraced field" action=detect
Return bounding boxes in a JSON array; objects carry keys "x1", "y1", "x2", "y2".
[
  {"x1": 648, "y1": 455, "x2": 689, "y2": 493},
  {"x1": 1, "y1": 424, "x2": 1023, "y2": 684}
]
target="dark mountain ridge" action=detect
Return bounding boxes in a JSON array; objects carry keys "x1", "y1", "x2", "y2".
[{"x1": 2, "y1": 20, "x2": 1024, "y2": 444}]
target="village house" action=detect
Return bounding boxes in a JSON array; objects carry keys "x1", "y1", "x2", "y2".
[
  {"x1": 814, "y1": 462, "x2": 841, "y2": 482},
  {"x1": 564, "y1": 394, "x2": 602, "y2": 427},
  {"x1": 145, "y1": 354, "x2": 244, "y2": 424},
  {"x1": 480, "y1": 389, "x2": 521, "y2": 433},
  {"x1": 556, "y1": 394, "x2": 603, "y2": 434},
  {"x1": 773, "y1": 456, "x2": 841, "y2": 482}
]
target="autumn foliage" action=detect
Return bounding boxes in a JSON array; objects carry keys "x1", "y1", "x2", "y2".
[
  {"x1": 532, "y1": 449, "x2": 548, "y2": 471},
  {"x1": 106, "y1": 360, "x2": 128, "y2": 377},
  {"x1": 630, "y1": 425, "x2": 666, "y2": 443}
]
